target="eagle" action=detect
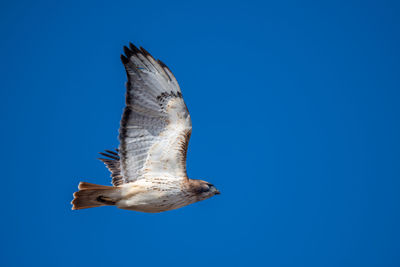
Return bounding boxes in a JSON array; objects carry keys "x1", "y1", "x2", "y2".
[{"x1": 71, "y1": 43, "x2": 220, "y2": 213}]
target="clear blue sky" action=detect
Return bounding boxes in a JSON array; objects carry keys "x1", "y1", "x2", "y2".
[{"x1": 1, "y1": 1, "x2": 399, "y2": 266}]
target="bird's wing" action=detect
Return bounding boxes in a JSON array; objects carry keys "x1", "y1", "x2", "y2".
[
  {"x1": 118, "y1": 43, "x2": 192, "y2": 184},
  {"x1": 98, "y1": 149, "x2": 124, "y2": 186}
]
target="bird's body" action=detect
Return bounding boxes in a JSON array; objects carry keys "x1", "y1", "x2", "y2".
[
  {"x1": 117, "y1": 178, "x2": 196, "y2": 213},
  {"x1": 71, "y1": 43, "x2": 219, "y2": 213}
]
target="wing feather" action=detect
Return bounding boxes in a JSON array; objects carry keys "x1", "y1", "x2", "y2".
[
  {"x1": 98, "y1": 149, "x2": 124, "y2": 186},
  {"x1": 118, "y1": 44, "x2": 192, "y2": 183}
]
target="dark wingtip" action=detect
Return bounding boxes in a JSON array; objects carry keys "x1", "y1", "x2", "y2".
[
  {"x1": 157, "y1": 59, "x2": 166, "y2": 67},
  {"x1": 105, "y1": 150, "x2": 119, "y2": 156},
  {"x1": 120, "y1": 54, "x2": 129, "y2": 64},
  {"x1": 157, "y1": 59, "x2": 171, "y2": 72},
  {"x1": 123, "y1": 46, "x2": 132, "y2": 57},
  {"x1": 99, "y1": 152, "x2": 119, "y2": 160},
  {"x1": 129, "y1": 42, "x2": 140, "y2": 53}
]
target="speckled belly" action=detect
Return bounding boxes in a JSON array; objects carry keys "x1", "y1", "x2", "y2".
[{"x1": 115, "y1": 184, "x2": 193, "y2": 213}]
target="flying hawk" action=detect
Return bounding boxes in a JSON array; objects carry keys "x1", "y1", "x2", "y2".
[{"x1": 71, "y1": 43, "x2": 220, "y2": 213}]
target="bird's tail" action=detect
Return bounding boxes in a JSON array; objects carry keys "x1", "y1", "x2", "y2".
[{"x1": 71, "y1": 182, "x2": 121, "y2": 210}]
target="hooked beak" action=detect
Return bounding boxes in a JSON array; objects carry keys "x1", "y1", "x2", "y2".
[{"x1": 214, "y1": 189, "x2": 221, "y2": 195}]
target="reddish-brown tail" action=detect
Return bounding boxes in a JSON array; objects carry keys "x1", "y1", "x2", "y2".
[{"x1": 71, "y1": 182, "x2": 120, "y2": 210}]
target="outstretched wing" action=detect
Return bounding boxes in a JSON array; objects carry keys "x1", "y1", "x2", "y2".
[{"x1": 118, "y1": 43, "x2": 192, "y2": 184}]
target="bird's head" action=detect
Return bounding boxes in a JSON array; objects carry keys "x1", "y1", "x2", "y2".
[{"x1": 187, "y1": 179, "x2": 220, "y2": 201}]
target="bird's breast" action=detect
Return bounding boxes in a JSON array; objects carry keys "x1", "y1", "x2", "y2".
[{"x1": 115, "y1": 180, "x2": 195, "y2": 213}]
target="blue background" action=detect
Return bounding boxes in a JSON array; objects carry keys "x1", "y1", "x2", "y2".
[{"x1": 1, "y1": 1, "x2": 399, "y2": 266}]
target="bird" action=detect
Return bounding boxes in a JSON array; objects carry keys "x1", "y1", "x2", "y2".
[{"x1": 71, "y1": 43, "x2": 220, "y2": 213}]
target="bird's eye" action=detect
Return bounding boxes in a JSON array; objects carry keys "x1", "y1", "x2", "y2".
[{"x1": 201, "y1": 184, "x2": 210, "y2": 192}]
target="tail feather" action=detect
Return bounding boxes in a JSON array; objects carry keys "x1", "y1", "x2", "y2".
[
  {"x1": 71, "y1": 182, "x2": 120, "y2": 210},
  {"x1": 78, "y1": 182, "x2": 114, "y2": 190}
]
